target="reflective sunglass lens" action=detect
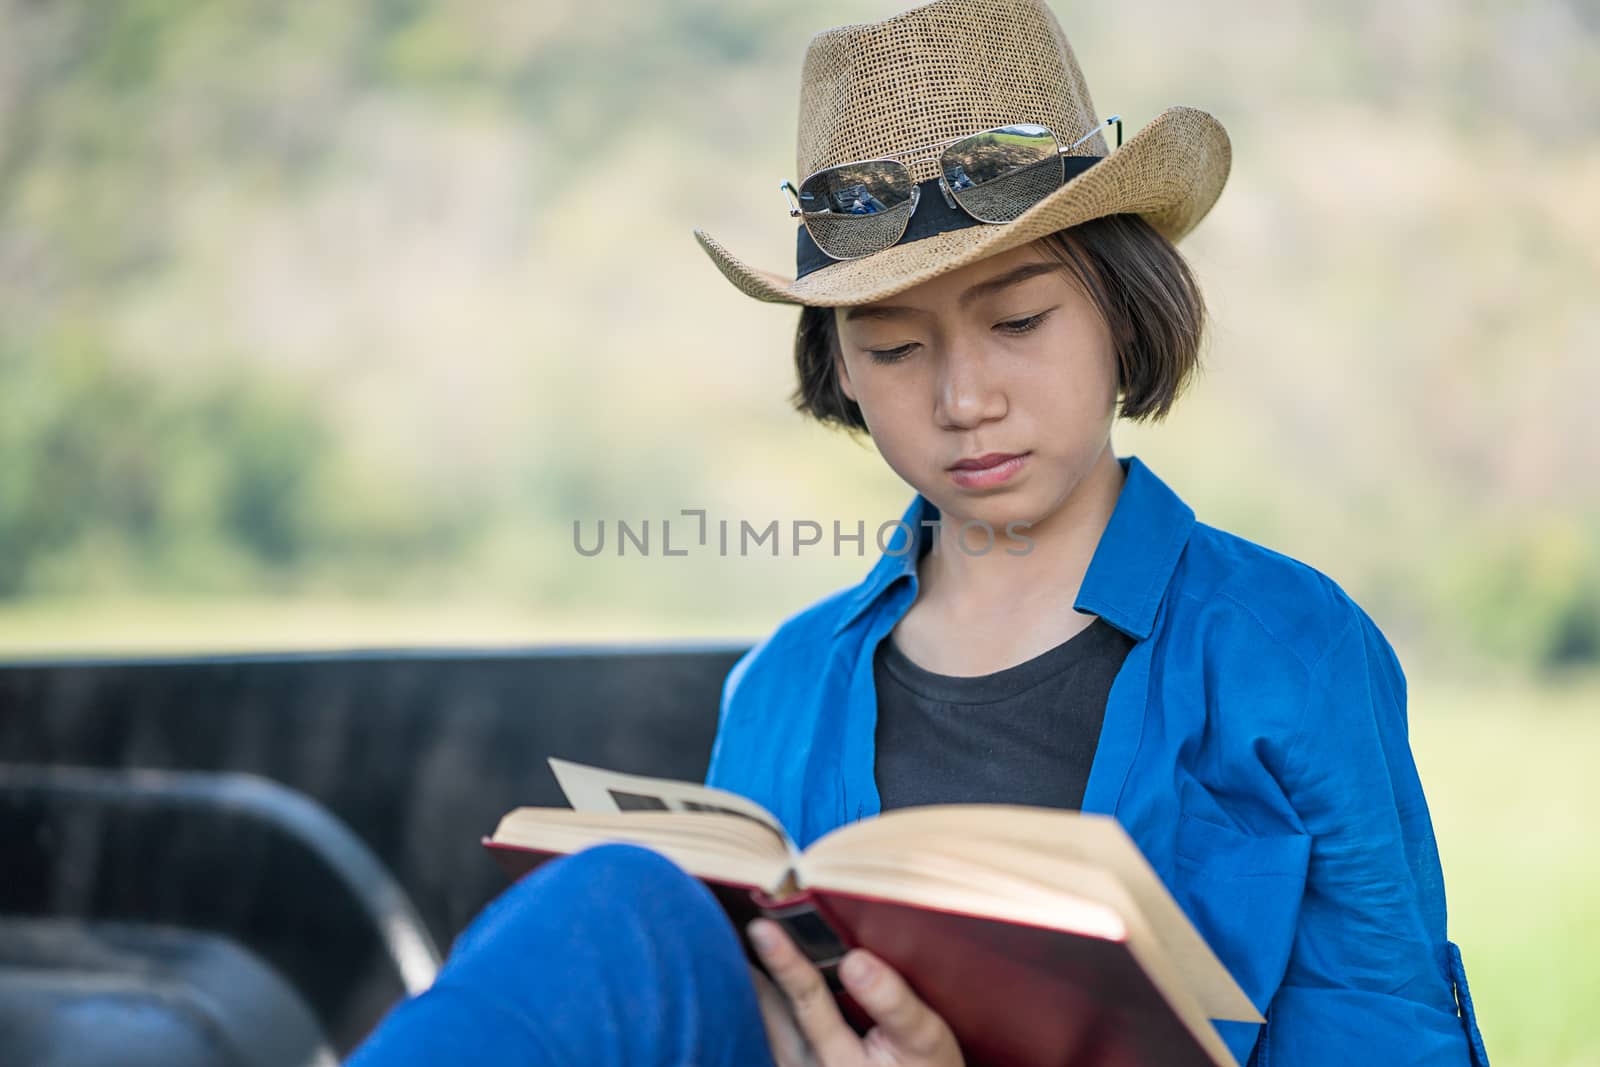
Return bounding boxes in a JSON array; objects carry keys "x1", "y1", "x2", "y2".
[
  {"x1": 797, "y1": 160, "x2": 915, "y2": 259},
  {"x1": 941, "y1": 123, "x2": 1063, "y2": 223}
]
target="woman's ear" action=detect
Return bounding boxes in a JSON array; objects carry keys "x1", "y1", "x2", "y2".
[
  {"x1": 834, "y1": 350, "x2": 857, "y2": 403},
  {"x1": 828, "y1": 308, "x2": 861, "y2": 410}
]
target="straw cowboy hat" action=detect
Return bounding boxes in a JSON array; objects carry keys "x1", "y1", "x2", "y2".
[{"x1": 691, "y1": 0, "x2": 1231, "y2": 308}]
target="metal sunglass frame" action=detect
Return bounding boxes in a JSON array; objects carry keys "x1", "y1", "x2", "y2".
[{"x1": 779, "y1": 114, "x2": 1123, "y2": 224}]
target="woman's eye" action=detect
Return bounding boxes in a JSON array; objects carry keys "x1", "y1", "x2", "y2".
[
  {"x1": 998, "y1": 310, "x2": 1051, "y2": 335},
  {"x1": 867, "y1": 311, "x2": 1049, "y2": 363},
  {"x1": 868, "y1": 344, "x2": 915, "y2": 364}
]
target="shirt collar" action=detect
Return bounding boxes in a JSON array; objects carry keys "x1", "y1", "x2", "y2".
[{"x1": 830, "y1": 454, "x2": 1196, "y2": 641}]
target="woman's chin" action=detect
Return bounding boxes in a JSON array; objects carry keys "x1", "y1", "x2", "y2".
[{"x1": 922, "y1": 490, "x2": 1041, "y2": 541}]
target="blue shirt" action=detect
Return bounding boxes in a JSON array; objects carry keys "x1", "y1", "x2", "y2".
[{"x1": 707, "y1": 454, "x2": 1490, "y2": 1066}]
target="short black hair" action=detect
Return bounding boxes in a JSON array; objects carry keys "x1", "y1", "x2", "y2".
[{"x1": 790, "y1": 213, "x2": 1208, "y2": 433}]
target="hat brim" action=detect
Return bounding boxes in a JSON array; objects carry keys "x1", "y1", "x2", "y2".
[{"x1": 692, "y1": 105, "x2": 1230, "y2": 308}]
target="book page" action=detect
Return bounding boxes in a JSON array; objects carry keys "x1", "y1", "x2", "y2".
[
  {"x1": 547, "y1": 757, "x2": 798, "y2": 857},
  {"x1": 490, "y1": 808, "x2": 795, "y2": 893}
]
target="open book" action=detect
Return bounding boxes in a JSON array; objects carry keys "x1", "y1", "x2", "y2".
[{"x1": 483, "y1": 759, "x2": 1260, "y2": 1067}]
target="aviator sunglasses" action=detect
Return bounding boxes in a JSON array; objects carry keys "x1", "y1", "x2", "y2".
[{"x1": 780, "y1": 115, "x2": 1123, "y2": 263}]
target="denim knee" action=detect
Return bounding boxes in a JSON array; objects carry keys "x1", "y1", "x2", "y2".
[{"x1": 350, "y1": 841, "x2": 776, "y2": 1067}]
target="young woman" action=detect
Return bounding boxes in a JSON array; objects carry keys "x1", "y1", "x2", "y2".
[
  {"x1": 350, "y1": 1, "x2": 1489, "y2": 1065},
  {"x1": 693, "y1": 0, "x2": 1490, "y2": 1064}
]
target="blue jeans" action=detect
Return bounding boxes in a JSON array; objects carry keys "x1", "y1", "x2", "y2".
[{"x1": 346, "y1": 843, "x2": 779, "y2": 1067}]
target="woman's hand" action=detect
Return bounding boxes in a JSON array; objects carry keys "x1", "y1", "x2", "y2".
[{"x1": 746, "y1": 918, "x2": 965, "y2": 1067}]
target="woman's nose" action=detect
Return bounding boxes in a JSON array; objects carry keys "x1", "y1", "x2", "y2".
[{"x1": 934, "y1": 344, "x2": 1008, "y2": 430}]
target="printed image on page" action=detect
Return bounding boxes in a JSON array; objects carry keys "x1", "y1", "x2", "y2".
[{"x1": 546, "y1": 757, "x2": 796, "y2": 851}]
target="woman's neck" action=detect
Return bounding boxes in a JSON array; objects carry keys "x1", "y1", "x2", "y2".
[{"x1": 917, "y1": 444, "x2": 1125, "y2": 628}]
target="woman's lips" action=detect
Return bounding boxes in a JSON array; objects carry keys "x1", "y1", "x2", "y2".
[{"x1": 948, "y1": 451, "x2": 1029, "y2": 489}]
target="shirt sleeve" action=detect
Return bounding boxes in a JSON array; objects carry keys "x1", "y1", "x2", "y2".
[{"x1": 1257, "y1": 607, "x2": 1490, "y2": 1065}]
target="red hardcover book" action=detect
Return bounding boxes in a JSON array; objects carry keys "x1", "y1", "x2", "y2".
[{"x1": 482, "y1": 759, "x2": 1259, "y2": 1067}]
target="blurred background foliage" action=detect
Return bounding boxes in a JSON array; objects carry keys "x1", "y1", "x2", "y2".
[
  {"x1": 0, "y1": 2, "x2": 1596, "y2": 1059},
  {"x1": 1, "y1": 0, "x2": 1595, "y2": 670}
]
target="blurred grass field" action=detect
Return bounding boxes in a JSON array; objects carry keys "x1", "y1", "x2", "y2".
[{"x1": 1409, "y1": 670, "x2": 1600, "y2": 1067}]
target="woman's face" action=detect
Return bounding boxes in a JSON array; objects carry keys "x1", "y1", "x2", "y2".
[{"x1": 833, "y1": 239, "x2": 1120, "y2": 538}]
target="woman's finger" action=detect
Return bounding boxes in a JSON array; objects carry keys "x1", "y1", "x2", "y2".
[
  {"x1": 748, "y1": 919, "x2": 859, "y2": 1064},
  {"x1": 835, "y1": 948, "x2": 957, "y2": 1061},
  {"x1": 748, "y1": 964, "x2": 816, "y2": 1067}
]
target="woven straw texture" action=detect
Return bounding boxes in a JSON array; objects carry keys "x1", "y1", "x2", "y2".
[{"x1": 691, "y1": 0, "x2": 1231, "y2": 308}]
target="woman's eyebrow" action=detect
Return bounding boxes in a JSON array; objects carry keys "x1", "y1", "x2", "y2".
[{"x1": 842, "y1": 262, "x2": 1060, "y2": 323}]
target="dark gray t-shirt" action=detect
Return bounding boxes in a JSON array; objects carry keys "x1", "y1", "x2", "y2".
[{"x1": 872, "y1": 614, "x2": 1136, "y2": 812}]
